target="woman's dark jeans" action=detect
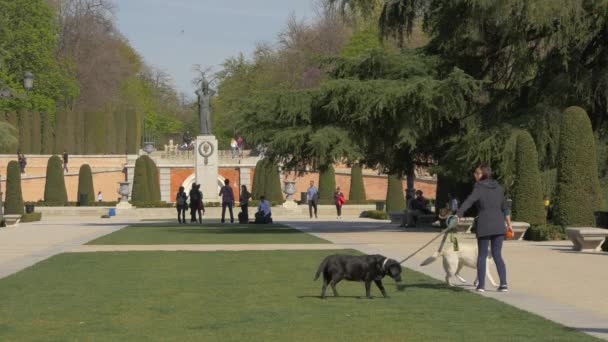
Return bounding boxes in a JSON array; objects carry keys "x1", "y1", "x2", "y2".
[
  {"x1": 335, "y1": 204, "x2": 342, "y2": 216},
  {"x1": 241, "y1": 204, "x2": 249, "y2": 223},
  {"x1": 477, "y1": 234, "x2": 507, "y2": 289}
]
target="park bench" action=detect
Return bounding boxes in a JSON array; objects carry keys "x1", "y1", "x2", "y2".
[
  {"x1": 565, "y1": 227, "x2": 608, "y2": 252},
  {"x1": 2, "y1": 214, "x2": 22, "y2": 227}
]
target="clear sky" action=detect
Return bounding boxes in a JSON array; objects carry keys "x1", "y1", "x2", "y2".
[{"x1": 116, "y1": 0, "x2": 317, "y2": 98}]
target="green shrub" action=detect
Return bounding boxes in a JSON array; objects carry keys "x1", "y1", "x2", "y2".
[
  {"x1": 43, "y1": 155, "x2": 68, "y2": 205},
  {"x1": 21, "y1": 212, "x2": 42, "y2": 223},
  {"x1": 348, "y1": 163, "x2": 367, "y2": 204},
  {"x1": 143, "y1": 155, "x2": 161, "y2": 202},
  {"x1": 77, "y1": 164, "x2": 95, "y2": 206},
  {"x1": 264, "y1": 161, "x2": 284, "y2": 204},
  {"x1": 511, "y1": 131, "x2": 545, "y2": 225},
  {"x1": 25, "y1": 201, "x2": 118, "y2": 207},
  {"x1": 318, "y1": 165, "x2": 336, "y2": 205},
  {"x1": 523, "y1": 224, "x2": 566, "y2": 241},
  {"x1": 554, "y1": 107, "x2": 602, "y2": 226},
  {"x1": 252, "y1": 159, "x2": 267, "y2": 200},
  {"x1": 386, "y1": 174, "x2": 405, "y2": 212},
  {"x1": 4, "y1": 160, "x2": 24, "y2": 215},
  {"x1": 131, "y1": 156, "x2": 150, "y2": 202},
  {"x1": 129, "y1": 201, "x2": 173, "y2": 208},
  {"x1": 366, "y1": 210, "x2": 388, "y2": 220}
]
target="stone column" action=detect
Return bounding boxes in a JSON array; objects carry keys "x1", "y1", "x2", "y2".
[{"x1": 159, "y1": 167, "x2": 171, "y2": 202}]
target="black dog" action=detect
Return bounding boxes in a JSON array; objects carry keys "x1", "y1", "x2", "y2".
[{"x1": 314, "y1": 254, "x2": 403, "y2": 299}]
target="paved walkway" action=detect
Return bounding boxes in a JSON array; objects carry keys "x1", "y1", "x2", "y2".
[
  {"x1": 0, "y1": 217, "x2": 134, "y2": 279},
  {"x1": 284, "y1": 219, "x2": 608, "y2": 341}
]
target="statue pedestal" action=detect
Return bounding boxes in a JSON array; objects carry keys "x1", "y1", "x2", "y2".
[
  {"x1": 282, "y1": 200, "x2": 298, "y2": 209},
  {"x1": 196, "y1": 135, "x2": 220, "y2": 203}
]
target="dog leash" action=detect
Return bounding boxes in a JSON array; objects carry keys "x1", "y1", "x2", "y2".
[{"x1": 398, "y1": 216, "x2": 458, "y2": 265}]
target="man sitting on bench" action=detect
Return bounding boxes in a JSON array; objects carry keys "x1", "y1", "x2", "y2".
[
  {"x1": 405, "y1": 190, "x2": 432, "y2": 228},
  {"x1": 255, "y1": 196, "x2": 272, "y2": 224}
]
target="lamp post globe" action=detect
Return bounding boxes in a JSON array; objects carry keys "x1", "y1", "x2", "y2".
[{"x1": 24, "y1": 72, "x2": 34, "y2": 91}]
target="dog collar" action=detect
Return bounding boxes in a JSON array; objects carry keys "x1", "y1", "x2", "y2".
[{"x1": 382, "y1": 258, "x2": 389, "y2": 270}]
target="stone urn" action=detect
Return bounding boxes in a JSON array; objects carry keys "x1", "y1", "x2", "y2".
[
  {"x1": 116, "y1": 181, "x2": 133, "y2": 209},
  {"x1": 282, "y1": 180, "x2": 298, "y2": 209}
]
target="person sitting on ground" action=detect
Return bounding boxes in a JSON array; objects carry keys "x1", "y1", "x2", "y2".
[
  {"x1": 255, "y1": 195, "x2": 272, "y2": 224},
  {"x1": 405, "y1": 190, "x2": 432, "y2": 228}
]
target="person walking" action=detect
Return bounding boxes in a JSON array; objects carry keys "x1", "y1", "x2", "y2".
[
  {"x1": 219, "y1": 179, "x2": 235, "y2": 223},
  {"x1": 97, "y1": 191, "x2": 103, "y2": 202},
  {"x1": 230, "y1": 138, "x2": 238, "y2": 158},
  {"x1": 189, "y1": 183, "x2": 201, "y2": 223},
  {"x1": 307, "y1": 180, "x2": 318, "y2": 219},
  {"x1": 62, "y1": 150, "x2": 69, "y2": 173},
  {"x1": 195, "y1": 184, "x2": 204, "y2": 223},
  {"x1": 176, "y1": 186, "x2": 188, "y2": 224},
  {"x1": 456, "y1": 163, "x2": 511, "y2": 293},
  {"x1": 18, "y1": 153, "x2": 27, "y2": 174},
  {"x1": 240, "y1": 185, "x2": 251, "y2": 223},
  {"x1": 334, "y1": 186, "x2": 346, "y2": 219}
]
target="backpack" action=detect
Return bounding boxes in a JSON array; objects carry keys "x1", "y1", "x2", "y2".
[{"x1": 177, "y1": 193, "x2": 187, "y2": 206}]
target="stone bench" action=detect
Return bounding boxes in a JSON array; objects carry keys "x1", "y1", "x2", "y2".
[
  {"x1": 566, "y1": 227, "x2": 608, "y2": 251},
  {"x1": 458, "y1": 217, "x2": 476, "y2": 233},
  {"x1": 3, "y1": 214, "x2": 22, "y2": 227},
  {"x1": 509, "y1": 221, "x2": 530, "y2": 240}
]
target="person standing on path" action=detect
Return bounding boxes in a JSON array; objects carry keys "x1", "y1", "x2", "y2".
[
  {"x1": 334, "y1": 186, "x2": 346, "y2": 219},
  {"x1": 307, "y1": 180, "x2": 319, "y2": 219},
  {"x1": 240, "y1": 185, "x2": 251, "y2": 223},
  {"x1": 62, "y1": 151, "x2": 69, "y2": 173},
  {"x1": 18, "y1": 153, "x2": 27, "y2": 174},
  {"x1": 97, "y1": 191, "x2": 103, "y2": 202},
  {"x1": 195, "y1": 184, "x2": 204, "y2": 223},
  {"x1": 456, "y1": 163, "x2": 511, "y2": 293},
  {"x1": 219, "y1": 179, "x2": 235, "y2": 223},
  {"x1": 189, "y1": 183, "x2": 201, "y2": 223},
  {"x1": 176, "y1": 186, "x2": 188, "y2": 224}
]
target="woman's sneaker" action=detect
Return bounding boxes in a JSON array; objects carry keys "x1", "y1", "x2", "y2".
[
  {"x1": 475, "y1": 288, "x2": 485, "y2": 293},
  {"x1": 497, "y1": 286, "x2": 509, "y2": 292}
]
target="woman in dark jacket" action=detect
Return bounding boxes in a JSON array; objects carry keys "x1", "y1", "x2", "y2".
[{"x1": 457, "y1": 163, "x2": 512, "y2": 292}]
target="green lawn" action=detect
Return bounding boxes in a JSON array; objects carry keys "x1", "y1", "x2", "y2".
[
  {"x1": 87, "y1": 223, "x2": 329, "y2": 245},
  {"x1": 0, "y1": 250, "x2": 598, "y2": 342}
]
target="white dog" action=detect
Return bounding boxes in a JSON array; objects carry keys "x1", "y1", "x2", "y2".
[{"x1": 420, "y1": 238, "x2": 497, "y2": 287}]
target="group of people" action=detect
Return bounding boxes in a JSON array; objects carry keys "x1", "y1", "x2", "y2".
[
  {"x1": 175, "y1": 179, "x2": 272, "y2": 224},
  {"x1": 306, "y1": 181, "x2": 347, "y2": 219},
  {"x1": 230, "y1": 136, "x2": 244, "y2": 158},
  {"x1": 16, "y1": 151, "x2": 68, "y2": 174}
]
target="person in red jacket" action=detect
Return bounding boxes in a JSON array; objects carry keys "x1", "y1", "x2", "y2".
[{"x1": 334, "y1": 186, "x2": 346, "y2": 220}]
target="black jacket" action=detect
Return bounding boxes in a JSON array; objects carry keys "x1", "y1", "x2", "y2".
[{"x1": 457, "y1": 179, "x2": 508, "y2": 237}]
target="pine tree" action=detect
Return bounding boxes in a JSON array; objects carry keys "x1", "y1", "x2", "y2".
[
  {"x1": 348, "y1": 163, "x2": 367, "y2": 204},
  {"x1": 554, "y1": 106, "x2": 602, "y2": 226},
  {"x1": 386, "y1": 174, "x2": 405, "y2": 212},
  {"x1": 4, "y1": 160, "x2": 24, "y2": 215},
  {"x1": 44, "y1": 155, "x2": 68, "y2": 205},
  {"x1": 318, "y1": 165, "x2": 336, "y2": 205},
  {"x1": 77, "y1": 164, "x2": 95, "y2": 206},
  {"x1": 511, "y1": 131, "x2": 545, "y2": 225},
  {"x1": 131, "y1": 156, "x2": 149, "y2": 203}
]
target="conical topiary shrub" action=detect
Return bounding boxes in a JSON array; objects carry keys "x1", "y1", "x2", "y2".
[
  {"x1": 4, "y1": 160, "x2": 24, "y2": 214},
  {"x1": 251, "y1": 159, "x2": 266, "y2": 200},
  {"x1": 131, "y1": 156, "x2": 150, "y2": 203},
  {"x1": 348, "y1": 163, "x2": 366, "y2": 204},
  {"x1": 554, "y1": 106, "x2": 603, "y2": 226},
  {"x1": 77, "y1": 164, "x2": 95, "y2": 206},
  {"x1": 318, "y1": 165, "x2": 336, "y2": 205},
  {"x1": 44, "y1": 155, "x2": 68, "y2": 205},
  {"x1": 264, "y1": 160, "x2": 284, "y2": 204},
  {"x1": 386, "y1": 174, "x2": 406, "y2": 212},
  {"x1": 143, "y1": 155, "x2": 160, "y2": 202},
  {"x1": 510, "y1": 131, "x2": 545, "y2": 225}
]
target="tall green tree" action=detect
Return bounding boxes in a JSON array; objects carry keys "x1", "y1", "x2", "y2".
[
  {"x1": 348, "y1": 163, "x2": 367, "y2": 204},
  {"x1": 386, "y1": 174, "x2": 405, "y2": 212},
  {"x1": 510, "y1": 131, "x2": 545, "y2": 225},
  {"x1": 143, "y1": 155, "x2": 161, "y2": 202},
  {"x1": 77, "y1": 164, "x2": 95, "y2": 206},
  {"x1": 554, "y1": 107, "x2": 602, "y2": 226},
  {"x1": 4, "y1": 161, "x2": 24, "y2": 215},
  {"x1": 0, "y1": 122, "x2": 18, "y2": 152},
  {"x1": 252, "y1": 159, "x2": 267, "y2": 200},
  {"x1": 131, "y1": 156, "x2": 149, "y2": 203},
  {"x1": 43, "y1": 155, "x2": 68, "y2": 205},
  {"x1": 264, "y1": 161, "x2": 284, "y2": 204},
  {"x1": 318, "y1": 165, "x2": 337, "y2": 205}
]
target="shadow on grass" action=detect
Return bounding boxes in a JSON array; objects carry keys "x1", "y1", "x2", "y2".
[
  {"x1": 399, "y1": 283, "x2": 468, "y2": 292},
  {"x1": 283, "y1": 221, "x2": 442, "y2": 234},
  {"x1": 297, "y1": 295, "x2": 383, "y2": 300},
  {"x1": 173, "y1": 227, "x2": 305, "y2": 235}
]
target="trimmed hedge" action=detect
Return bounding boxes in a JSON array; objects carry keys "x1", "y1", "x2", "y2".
[
  {"x1": 386, "y1": 174, "x2": 405, "y2": 212},
  {"x1": 251, "y1": 159, "x2": 267, "y2": 200},
  {"x1": 511, "y1": 131, "x2": 545, "y2": 225},
  {"x1": 21, "y1": 212, "x2": 42, "y2": 223},
  {"x1": 4, "y1": 160, "x2": 24, "y2": 215},
  {"x1": 131, "y1": 156, "x2": 150, "y2": 202},
  {"x1": 265, "y1": 161, "x2": 284, "y2": 204},
  {"x1": 523, "y1": 224, "x2": 566, "y2": 241},
  {"x1": 318, "y1": 165, "x2": 336, "y2": 205},
  {"x1": 25, "y1": 201, "x2": 118, "y2": 207},
  {"x1": 365, "y1": 210, "x2": 388, "y2": 220},
  {"x1": 77, "y1": 164, "x2": 95, "y2": 205},
  {"x1": 43, "y1": 155, "x2": 68, "y2": 205},
  {"x1": 554, "y1": 107, "x2": 602, "y2": 226},
  {"x1": 348, "y1": 164, "x2": 367, "y2": 204},
  {"x1": 143, "y1": 155, "x2": 161, "y2": 202}
]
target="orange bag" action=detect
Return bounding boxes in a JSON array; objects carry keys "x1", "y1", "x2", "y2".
[{"x1": 506, "y1": 226, "x2": 514, "y2": 239}]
